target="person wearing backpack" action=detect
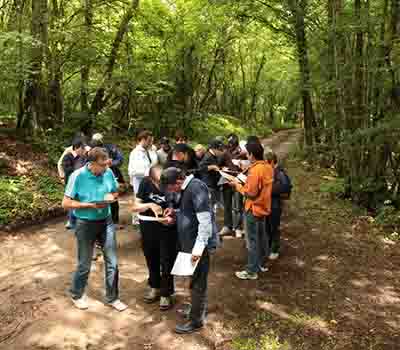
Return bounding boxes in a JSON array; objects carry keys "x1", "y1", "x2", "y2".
[{"x1": 266, "y1": 152, "x2": 292, "y2": 260}]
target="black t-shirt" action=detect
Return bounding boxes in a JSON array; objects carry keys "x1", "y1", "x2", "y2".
[{"x1": 136, "y1": 177, "x2": 167, "y2": 217}]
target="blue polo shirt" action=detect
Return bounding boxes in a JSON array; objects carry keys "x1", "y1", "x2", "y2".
[{"x1": 65, "y1": 165, "x2": 118, "y2": 221}]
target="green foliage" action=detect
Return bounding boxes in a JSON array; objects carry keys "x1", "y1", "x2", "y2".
[
  {"x1": 232, "y1": 331, "x2": 291, "y2": 350},
  {"x1": 376, "y1": 204, "x2": 400, "y2": 232},
  {"x1": 320, "y1": 177, "x2": 346, "y2": 197},
  {"x1": 192, "y1": 113, "x2": 272, "y2": 144},
  {"x1": 0, "y1": 172, "x2": 63, "y2": 226}
]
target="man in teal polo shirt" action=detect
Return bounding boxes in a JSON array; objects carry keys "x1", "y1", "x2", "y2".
[{"x1": 62, "y1": 147, "x2": 127, "y2": 311}]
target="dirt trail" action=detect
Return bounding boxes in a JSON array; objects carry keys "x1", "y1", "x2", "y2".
[{"x1": 0, "y1": 130, "x2": 304, "y2": 350}]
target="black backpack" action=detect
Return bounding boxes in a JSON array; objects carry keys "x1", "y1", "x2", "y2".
[{"x1": 275, "y1": 167, "x2": 292, "y2": 200}]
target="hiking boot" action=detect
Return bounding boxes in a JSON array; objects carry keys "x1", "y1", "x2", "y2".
[
  {"x1": 235, "y1": 270, "x2": 258, "y2": 280},
  {"x1": 268, "y1": 252, "x2": 280, "y2": 260},
  {"x1": 160, "y1": 296, "x2": 173, "y2": 311},
  {"x1": 143, "y1": 288, "x2": 160, "y2": 303},
  {"x1": 175, "y1": 321, "x2": 203, "y2": 334},
  {"x1": 219, "y1": 226, "x2": 234, "y2": 236},
  {"x1": 72, "y1": 295, "x2": 89, "y2": 310},
  {"x1": 108, "y1": 299, "x2": 128, "y2": 312}
]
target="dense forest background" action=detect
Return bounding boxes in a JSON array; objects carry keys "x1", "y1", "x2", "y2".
[{"x1": 0, "y1": 0, "x2": 399, "y2": 227}]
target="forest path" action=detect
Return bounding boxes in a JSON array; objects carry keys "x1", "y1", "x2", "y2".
[{"x1": 0, "y1": 130, "x2": 341, "y2": 350}]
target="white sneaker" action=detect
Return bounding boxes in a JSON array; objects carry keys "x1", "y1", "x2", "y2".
[
  {"x1": 269, "y1": 253, "x2": 280, "y2": 260},
  {"x1": 108, "y1": 299, "x2": 128, "y2": 312},
  {"x1": 259, "y1": 265, "x2": 269, "y2": 273},
  {"x1": 235, "y1": 229, "x2": 245, "y2": 238},
  {"x1": 144, "y1": 288, "x2": 160, "y2": 303},
  {"x1": 72, "y1": 295, "x2": 89, "y2": 310},
  {"x1": 235, "y1": 270, "x2": 258, "y2": 280}
]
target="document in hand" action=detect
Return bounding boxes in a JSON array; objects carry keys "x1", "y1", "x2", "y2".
[
  {"x1": 137, "y1": 214, "x2": 166, "y2": 222},
  {"x1": 219, "y1": 171, "x2": 247, "y2": 184},
  {"x1": 171, "y1": 252, "x2": 201, "y2": 276}
]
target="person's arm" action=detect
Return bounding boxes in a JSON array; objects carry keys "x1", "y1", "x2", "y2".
[
  {"x1": 191, "y1": 184, "x2": 213, "y2": 261},
  {"x1": 129, "y1": 197, "x2": 163, "y2": 216},
  {"x1": 234, "y1": 168, "x2": 260, "y2": 199},
  {"x1": 199, "y1": 155, "x2": 219, "y2": 172}
]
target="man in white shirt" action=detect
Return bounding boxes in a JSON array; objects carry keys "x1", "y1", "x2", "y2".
[{"x1": 128, "y1": 130, "x2": 158, "y2": 194}]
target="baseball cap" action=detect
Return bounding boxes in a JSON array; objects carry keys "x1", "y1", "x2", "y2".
[{"x1": 173, "y1": 143, "x2": 191, "y2": 154}]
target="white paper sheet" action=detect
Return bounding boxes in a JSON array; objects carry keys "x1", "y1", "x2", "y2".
[
  {"x1": 171, "y1": 252, "x2": 200, "y2": 276},
  {"x1": 137, "y1": 214, "x2": 165, "y2": 222}
]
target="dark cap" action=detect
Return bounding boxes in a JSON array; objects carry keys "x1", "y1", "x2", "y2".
[
  {"x1": 209, "y1": 138, "x2": 225, "y2": 150},
  {"x1": 160, "y1": 167, "x2": 185, "y2": 188}
]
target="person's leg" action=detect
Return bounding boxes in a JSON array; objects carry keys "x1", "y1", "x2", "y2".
[
  {"x1": 257, "y1": 216, "x2": 268, "y2": 267},
  {"x1": 159, "y1": 228, "x2": 177, "y2": 298},
  {"x1": 270, "y1": 206, "x2": 282, "y2": 254},
  {"x1": 141, "y1": 224, "x2": 161, "y2": 291},
  {"x1": 245, "y1": 213, "x2": 260, "y2": 274},
  {"x1": 222, "y1": 185, "x2": 233, "y2": 232},
  {"x1": 189, "y1": 252, "x2": 209, "y2": 325},
  {"x1": 233, "y1": 192, "x2": 244, "y2": 231},
  {"x1": 101, "y1": 218, "x2": 120, "y2": 303},
  {"x1": 70, "y1": 220, "x2": 96, "y2": 300},
  {"x1": 111, "y1": 201, "x2": 119, "y2": 224}
]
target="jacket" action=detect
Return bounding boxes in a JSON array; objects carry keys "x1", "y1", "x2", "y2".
[{"x1": 235, "y1": 160, "x2": 273, "y2": 217}]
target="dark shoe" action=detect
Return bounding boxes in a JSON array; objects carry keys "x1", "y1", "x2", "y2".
[
  {"x1": 175, "y1": 321, "x2": 203, "y2": 334},
  {"x1": 160, "y1": 296, "x2": 174, "y2": 311}
]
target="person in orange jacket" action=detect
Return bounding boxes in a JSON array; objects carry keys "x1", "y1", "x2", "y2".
[{"x1": 229, "y1": 142, "x2": 273, "y2": 280}]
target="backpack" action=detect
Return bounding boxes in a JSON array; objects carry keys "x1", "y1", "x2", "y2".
[{"x1": 275, "y1": 167, "x2": 292, "y2": 200}]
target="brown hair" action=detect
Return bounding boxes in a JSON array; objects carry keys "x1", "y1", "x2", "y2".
[
  {"x1": 175, "y1": 130, "x2": 187, "y2": 143},
  {"x1": 137, "y1": 130, "x2": 153, "y2": 142},
  {"x1": 87, "y1": 147, "x2": 109, "y2": 162}
]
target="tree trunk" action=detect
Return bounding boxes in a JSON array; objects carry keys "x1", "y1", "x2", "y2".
[
  {"x1": 81, "y1": 0, "x2": 92, "y2": 113},
  {"x1": 288, "y1": 0, "x2": 316, "y2": 146},
  {"x1": 27, "y1": 0, "x2": 49, "y2": 134},
  {"x1": 89, "y1": 0, "x2": 140, "y2": 118},
  {"x1": 249, "y1": 54, "x2": 266, "y2": 121}
]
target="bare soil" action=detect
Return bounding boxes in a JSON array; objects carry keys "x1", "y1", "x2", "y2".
[{"x1": 1, "y1": 130, "x2": 398, "y2": 350}]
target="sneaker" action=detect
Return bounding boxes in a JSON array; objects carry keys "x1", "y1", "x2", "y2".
[
  {"x1": 235, "y1": 270, "x2": 258, "y2": 280},
  {"x1": 259, "y1": 265, "x2": 269, "y2": 273},
  {"x1": 65, "y1": 221, "x2": 73, "y2": 230},
  {"x1": 235, "y1": 229, "x2": 245, "y2": 238},
  {"x1": 269, "y1": 253, "x2": 280, "y2": 260},
  {"x1": 175, "y1": 321, "x2": 203, "y2": 334},
  {"x1": 144, "y1": 288, "x2": 160, "y2": 303},
  {"x1": 160, "y1": 296, "x2": 173, "y2": 311},
  {"x1": 108, "y1": 299, "x2": 128, "y2": 312},
  {"x1": 72, "y1": 295, "x2": 89, "y2": 310},
  {"x1": 219, "y1": 226, "x2": 234, "y2": 236}
]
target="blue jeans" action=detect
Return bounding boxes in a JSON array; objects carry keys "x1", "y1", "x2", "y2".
[
  {"x1": 245, "y1": 212, "x2": 267, "y2": 274},
  {"x1": 70, "y1": 217, "x2": 119, "y2": 303}
]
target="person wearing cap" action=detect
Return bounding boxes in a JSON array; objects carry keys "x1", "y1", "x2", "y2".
[
  {"x1": 165, "y1": 143, "x2": 197, "y2": 172},
  {"x1": 91, "y1": 133, "x2": 125, "y2": 225},
  {"x1": 229, "y1": 142, "x2": 273, "y2": 280},
  {"x1": 157, "y1": 137, "x2": 171, "y2": 166},
  {"x1": 62, "y1": 147, "x2": 128, "y2": 312},
  {"x1": 160, "y1": 167, "x2": 215, "y2": 334}
]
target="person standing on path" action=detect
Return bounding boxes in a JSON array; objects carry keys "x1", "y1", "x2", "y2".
[
  {"x1": 62, "y1": 137, "x2": 88, "y2": 229},
  {"x1": 160, "y1": 167, "x2": 214, "y2": 334},
  {"x1": 90, "y1": 133, "x2": 125, "y2": 225},
  {"x1": 62, "y1": 147, "x2": 128, "y2": 312},
  {"x1": 229, "y1": 142, "x2": 273, "y2": 280},
  {"x1": 157, "y1": 137, "x2": 172, "y2": 167},
  {"x1": 128, "y1": 130, "x2": 158, "y2": 194},
  {"x1": 130, "y1": 165, "x2": 178, "y2": 311}
]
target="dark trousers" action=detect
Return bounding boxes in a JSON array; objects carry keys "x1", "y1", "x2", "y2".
[
  {"x1": 190, "y1": 251, "x2": 209, "y2": 325},
  {"x1": 70, "y1": 217, "x2": 119, "y2": 303},
  {"x1": 111, "y1": 201, "x2": 119, "y2": 224},
  {"x1": 141, "y1": 223, "x2": 178, "y2": 297},
  {"x1": 267, "y1": 205, "x2": 282, "y2": 254},
  {"x1": 222, "y1": 185, "x2": 243, "y2": 230}
]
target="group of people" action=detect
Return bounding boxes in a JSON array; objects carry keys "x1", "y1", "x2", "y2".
[{"x1": 60, "y1": 129, "x2": 292, "y2": 334}]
